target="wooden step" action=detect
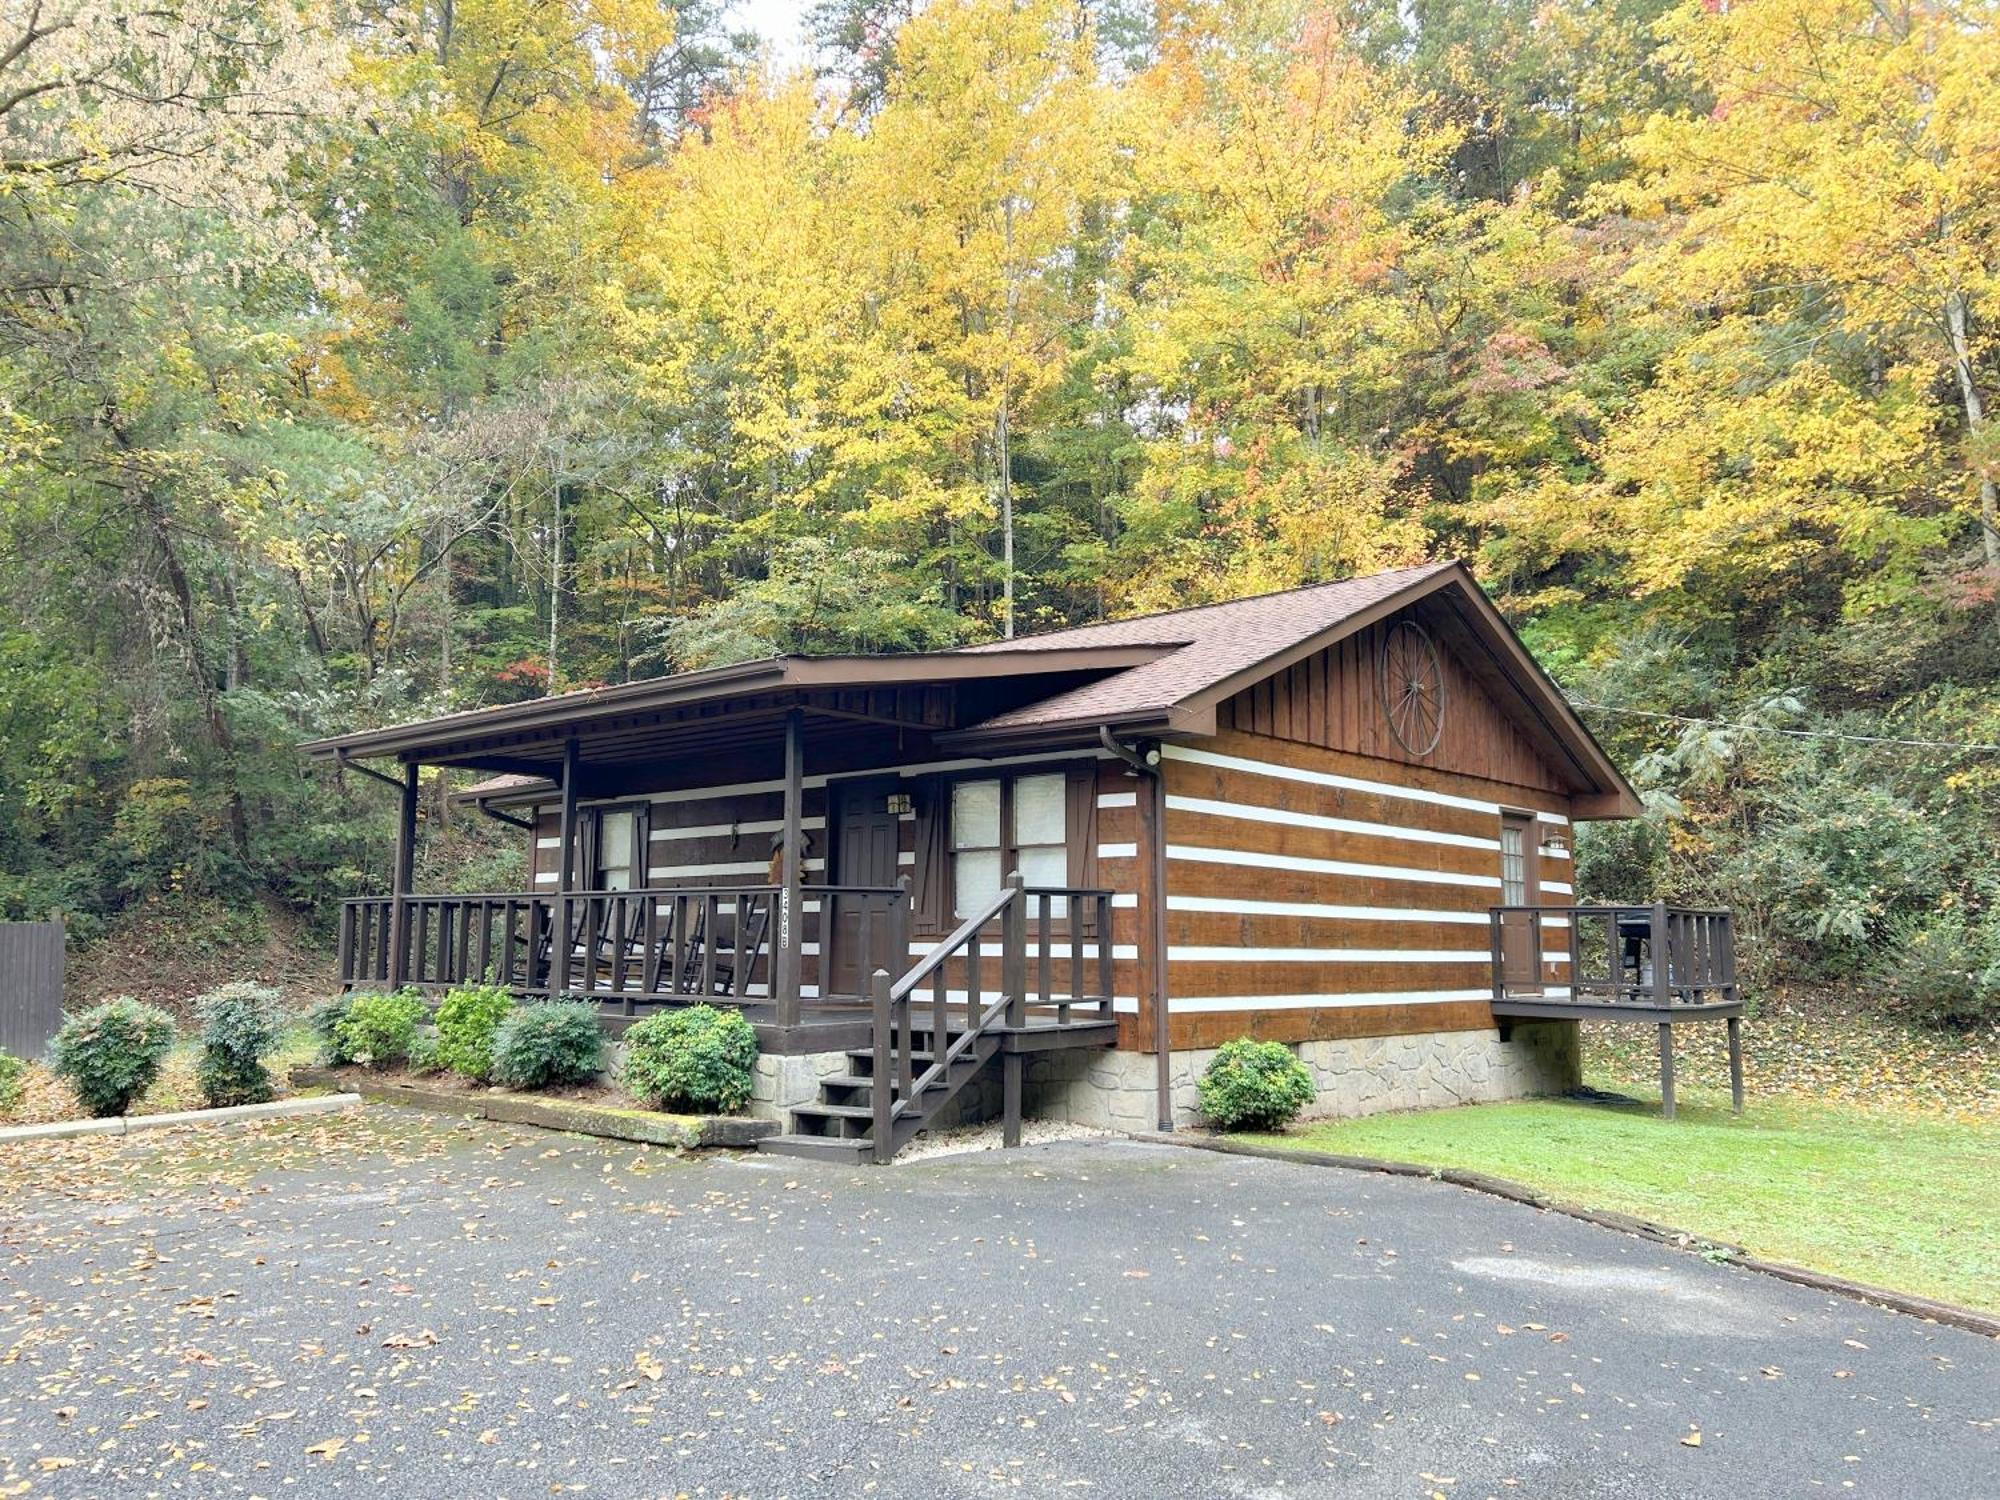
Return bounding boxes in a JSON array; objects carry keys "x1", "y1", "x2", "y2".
[
  {"x1": 756, "y1": 1133, "x2": 873, "y2": 1163},
  {"x1": 792, "y1": 1102, "x2": 875, "y2": 1122}
]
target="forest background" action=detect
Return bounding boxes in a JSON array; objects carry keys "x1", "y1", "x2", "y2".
[{"x1": 3, "y1": 0, "x2": 1997, "y2": 1028}]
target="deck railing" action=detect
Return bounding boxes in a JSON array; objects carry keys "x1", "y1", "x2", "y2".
[{"x1": 1490, "y1": 903, "x2": 1738, "y2": 1009}]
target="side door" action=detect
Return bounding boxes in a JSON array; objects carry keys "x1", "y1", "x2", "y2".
[{"x1": 1496, "y1": 811, "x2": 1543, "y2": 993}]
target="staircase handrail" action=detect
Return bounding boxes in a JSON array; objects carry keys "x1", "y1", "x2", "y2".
[
  {"x1": 870, "y1": 873, "x2": 1027, "y2": 1159},
  {"x1": 887, "y1": 882, "x2": 1017, "y2": 1004}
]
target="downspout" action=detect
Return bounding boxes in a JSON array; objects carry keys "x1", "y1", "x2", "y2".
[{"x1": 1100, "y1": 728, "x2": 1173, "y2": 1131}]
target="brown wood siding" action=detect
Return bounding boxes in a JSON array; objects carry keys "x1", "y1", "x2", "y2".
[
  {"x1": 1161, "y1": 1001, "x2": 1499, "y2": 1051},
  {"x1": 1150, "y1": 725, "x2": 1574, "y2": 1050},
  {"x1": 1219, "y1": 610, "x2": 1569, "y2": 794}
]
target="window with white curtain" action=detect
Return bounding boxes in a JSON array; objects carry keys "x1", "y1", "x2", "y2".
[
  {"x1": 950, "y1": 771, "x2": 1071, "y2": 917},
  {"x1": 595, "y1": 807, "x2": 641, "y2": 890},
  {"x1": 1499, "y1": 817, "x2": 1528, "y2": 905}
]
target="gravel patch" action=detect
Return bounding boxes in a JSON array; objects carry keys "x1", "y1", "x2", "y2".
[{"x1": 895, "y1": 1115, "x2": 1116, "y2": 1162}]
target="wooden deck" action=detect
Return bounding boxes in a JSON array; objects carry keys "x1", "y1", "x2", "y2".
[{"x1": 1489, "y1": 903, "x2": 1743, "y2": 1118}]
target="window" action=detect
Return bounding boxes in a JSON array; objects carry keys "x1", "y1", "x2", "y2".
[
  {"x1": 952, "y1": 771, "x2": 1070, "y2": 917},
  {"x1": 1499, "y1": 814, "x2": 1530, "y2": 905},
  {"x1": 593, "y1": 807, "x2": 644, "y2": 891}
]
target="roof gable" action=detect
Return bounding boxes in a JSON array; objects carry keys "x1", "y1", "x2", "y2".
[
  {"x1": 951, "y1": 563, "x2": 1452, "y2": 736},
  {"x1": 946, "y1": 562, "x2": 1640, "y2": 815}
]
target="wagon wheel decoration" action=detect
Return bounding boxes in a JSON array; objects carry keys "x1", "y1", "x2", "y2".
[{"x1": 1378, "y1": 620, "x2": 1446, "y2": 756}]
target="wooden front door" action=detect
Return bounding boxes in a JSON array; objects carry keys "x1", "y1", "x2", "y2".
[
  {"x1": 1497, "y1": 811, "x2": 1542, "y2": 993},
  {"x1": 827, "y1": 779, "x2": 902, "y2": 999}
]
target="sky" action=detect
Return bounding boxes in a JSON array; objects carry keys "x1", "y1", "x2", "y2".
[{"x1": 727, "y1": 0, "x2": 812, "y2": 70}]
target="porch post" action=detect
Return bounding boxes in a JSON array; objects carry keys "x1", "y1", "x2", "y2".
[
  {"x1": 1727, "y1": 1015, "x2": 1745, "y2": 1115},
  {"x1": 1002, "y1": 870, "x2": 1026, "y2": 1148},
  {"x1": 388, "y1": 760, "x2": 418, "y2": 986},
  {"x1": 773, "y1": 707, "x2": 804, "y2": 1029},
  {"x1": 1140, "y1": 758, "x2": 1172, "y2": 1132},
  {"x1": 554, "y1": 736, "x2": 580, "y2": 996}
]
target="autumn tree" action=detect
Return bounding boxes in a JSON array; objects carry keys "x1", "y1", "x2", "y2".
[{"x1": 1607, "y1": 0, "x2": 2000, "y2": 601}]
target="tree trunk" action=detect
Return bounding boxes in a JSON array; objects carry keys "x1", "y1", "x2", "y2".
[
  {"x1": 1945, "y1": 291, "x2": 1999, "y2": 566},
  {"x1": 140, "y1": 487, "x2": 251, "y2": 858},
  {"x1": 290, "y1": 567, "x2": 330, "y2": 660},
  {"x1": 997, "y1": 389, "x2": 1013, "y2": 639},
  {"x1": 998, "y1": 197, "x2": 1017, "y2": 639}
]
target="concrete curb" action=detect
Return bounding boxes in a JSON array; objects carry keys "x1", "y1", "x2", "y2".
[
  {"x1": 291, "y1": 1067, "x2": 775, "y2": 1150},
  {"x1": 0, "y1": 1093, "x2": 361, "y2": 1145},
  {"x1": 1131, "y1": 1131, "x2": 2000, "y2": 1340}
]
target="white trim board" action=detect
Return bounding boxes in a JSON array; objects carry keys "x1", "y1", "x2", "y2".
[
  {"x1": 1141, "y1": 945, "x2": 1491, "y2": 964},
  {"x1": 649, "y1": 816, "x2": 826, "y2": 843},
  {"x1": 1156, "y1": 843, "x2": 1504, "y2": 891},
  {"x1": 1166, "y1": 988, "x2": 1496, "y2": 1014},
  {"x1": 1110, "y1": 892, "x2": 1495, "y2": 925},
  {"x1": 1165, "y1": 743, "x2": 1553, "y2": 818},
  {"x1": 1167, "y1": 794, "x2": 1503, "y2": 852}
]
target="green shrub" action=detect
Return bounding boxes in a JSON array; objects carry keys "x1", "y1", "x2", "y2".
[
  {"x1": 1196, "y1": 1039, "x2": 1315, "y2": 1131},
  {"x1": 333, "y1": 990, "x2": 428, "y2": 1069},
  {"x1": 490, "y1": 1000, "x2": 603, "y2": 1091},
  {"x1": 1873, "y1": 910, "x2": 2000, "y2": 1028},
  {"x1": 49, "y1": 998, "x2": 178, "y2": 1117},
  {"x1": 620, "y1": 1005, "x2": 758, "y2": 1114},
  {"x1": 194, "y1": 981, "x2": 284, "y2": 1108},
  {"x1": 308, "y1": 994, "x2": 355, "y2": 1064},
  {"x1": 433, "y1": 983, "x2": 516, "y2": 1081},
  {"x1": 0, "y1": 1051, "x2": 26, "y2": 1115},
  {"x1": 406, "y1": 1031, "x2": 444, "y2": 1074}
]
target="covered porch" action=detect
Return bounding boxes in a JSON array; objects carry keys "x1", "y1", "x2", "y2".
[
  {"x1": 308, "y1": 654, "x2": 1139, "y2": 1057},
  {"x1": 337, "y1": 876, "x2": 1119, "y2": 1056}
]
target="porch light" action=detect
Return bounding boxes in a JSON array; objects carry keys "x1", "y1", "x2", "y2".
[{"x1": 1540, "y1": 833, "x2": 1569, "y2": 855}]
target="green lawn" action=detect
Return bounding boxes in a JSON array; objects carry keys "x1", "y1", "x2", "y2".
[{"x1": 1239, "y1": 1087, "x2": 1999, "y2": 1313}]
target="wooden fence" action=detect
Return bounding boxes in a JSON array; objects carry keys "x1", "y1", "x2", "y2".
[{"x1": 0, "y1": 920, "x2": 64, "y2": 1059}]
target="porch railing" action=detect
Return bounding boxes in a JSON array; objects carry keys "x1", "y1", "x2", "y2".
[
  {"x1": 335, "y1": 880, "x2": 940, "y2": 1012},
  {"x1": 339, "y1": 886, "x2": 791, "y2": 1006},
  {"x1": 1490, "y1": 903, "x2": 1738, "y2": 1009}
]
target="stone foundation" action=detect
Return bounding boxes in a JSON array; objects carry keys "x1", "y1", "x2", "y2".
[
  {"x1": 1025, "y1": 1021, "x2": 1581, "y2": 1131},
  {"x1": 748, "y1": 1050, "x2": 852, "y2": 1123},
  {"x1": 749, "y1": 1022, "x2": 1580, "y2": 1133}
]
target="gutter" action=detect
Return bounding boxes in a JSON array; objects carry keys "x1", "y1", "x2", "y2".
[
  {"x1": 1100, "y1": 728, "x2": 1174, "y2": 1132},
  {"x1": 471, "y1": 798, "x2": 533, "y2": 832},
  {"x1": 336, "y1": 750, "x2": 412, "y2": 793}
]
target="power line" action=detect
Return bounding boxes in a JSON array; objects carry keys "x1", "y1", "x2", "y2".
[{"x1": 1570, "y1": 701, "x2": 2000, "y2": 755}]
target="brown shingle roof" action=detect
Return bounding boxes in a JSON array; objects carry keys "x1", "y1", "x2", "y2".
[
  {"x1": 313, "y1": 560, "x2": 1636, "y2": 814},
  {"x1": 955, "y1": 562, "x2": 1457, "y2": 733},
  {"x1": 456, "y1": 771, "x2": 550, "y2": 802}
]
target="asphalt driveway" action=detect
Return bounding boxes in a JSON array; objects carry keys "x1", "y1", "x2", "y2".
[{"x1": 0, "y1": 1107, "x2": 1992, "y2": 1498}]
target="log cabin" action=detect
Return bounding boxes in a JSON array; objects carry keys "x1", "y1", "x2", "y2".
[{"x1": 304, "y1": 560, "x2": 1741, "y2": 1160}]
